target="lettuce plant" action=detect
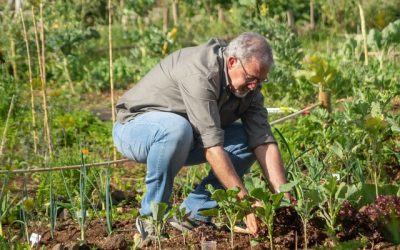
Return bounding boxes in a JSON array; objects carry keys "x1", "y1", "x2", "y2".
[{"x1": 363, "y1": 195, "x2": 400, "y2": 244}]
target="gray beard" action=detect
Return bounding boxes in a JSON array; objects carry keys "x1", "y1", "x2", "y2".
[{"x1": 232, "y1": 90, "x2": 250, "y2": 98}]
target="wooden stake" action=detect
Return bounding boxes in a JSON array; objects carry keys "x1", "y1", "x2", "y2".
[
  {"x1": 172, "y1": 0, "x2": 179, "y2": 26},
  {"x1": 20, "y1": 9, "x2": 39, "y2": 154},
  {"x1": 108, "y1": 0, "x2": 117, "y2": 161},
  {"x1": 32, "y1": 4, "x2": 52, "y2": 155},
  {"x1": 318, "y1": 91, "x2": 331, "y2": 112},
  {"x1": 39, "y1": 3, "x2": 52, "y2": 155},
  {"x1": 310, "y1": 0, "x2": 315, "y2": 30},
  {"x1": 358, "y1": 3, "x2": 368, "y2": 65},
  {"x1": 162, "y1": 0, "x2": 168, "y2": 33}
]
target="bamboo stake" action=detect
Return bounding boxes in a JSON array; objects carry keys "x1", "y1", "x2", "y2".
[
  {"x1": 39, "y1": 3, "x2": 53, "y2": 155},
  {"x1": 108, "y1": 0, "x2": 117, "y2": 161},
  {"x1": 172, "y1": 0, "x2": 179, "y2": 26},
  {"x1": 20, "y1": 9, "x2": 38, "y2": 154},
  {"x1": 358, "y1": 3, "x2": 368, "y2": 65},
  {"x1": 0, "y1": 95, "x2": 15, "y2": 159}
]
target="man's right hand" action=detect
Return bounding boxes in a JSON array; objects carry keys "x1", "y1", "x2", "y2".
[{"x1": 244, "y1": 212, "x2": 259, "y2": 235}]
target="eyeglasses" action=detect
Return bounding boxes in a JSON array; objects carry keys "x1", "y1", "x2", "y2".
[{"x1": 237, "y1": 58, "x2": 269, "y2": 85}]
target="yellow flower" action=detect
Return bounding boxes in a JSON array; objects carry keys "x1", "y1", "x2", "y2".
[
  {"x1": 167, "y1": 27, "x2": 177, "y2": 40},
  {"x1": 81, "y1": 148, "x2": 89, "y2": 155},
  {"x1": 259, "y1": 3, "x2": 269, "y2": 17}
]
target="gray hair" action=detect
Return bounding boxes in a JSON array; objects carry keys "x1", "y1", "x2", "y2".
[{"x1": 225, "y1": 32, "x2": 274, "y2": 68}]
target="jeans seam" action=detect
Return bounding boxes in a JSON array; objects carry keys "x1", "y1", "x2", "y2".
[{"x1": 155, "y1": 129, "x2": 167, "y2": 201}]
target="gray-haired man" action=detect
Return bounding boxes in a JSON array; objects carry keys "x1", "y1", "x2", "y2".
[{"x1": 113, "y1": 32, "x2": 291, "y2": 242}]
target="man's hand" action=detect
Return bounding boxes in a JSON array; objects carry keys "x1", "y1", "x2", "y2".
[
  {"x1": 285, "y1": 192, "x2": 297, "y2": 205},
  {"x1": 244, "y1": 212, "x2": 259, "y2": 235}
]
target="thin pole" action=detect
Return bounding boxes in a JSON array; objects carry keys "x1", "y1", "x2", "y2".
[
  {"x1": 39, "y1": 3, "x2": 53, "y2": 155},
  {"x1": 270, "y1": 103, "x2": 321, "y2": 126},
  {"x1": 108, "y1": 0, "x2": 117, "y2": 161},
  {"x1": 20, "y1": 9, "x2": 39, "y2": 154}
]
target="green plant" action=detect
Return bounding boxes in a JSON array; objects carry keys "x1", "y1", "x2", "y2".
[
  {"x1": 149, "y1": 202, "x2": 171, "y2": 249},
  {"x1": 367, "y1": 19, "x2": 400, "y2": 69},
  {"x1": 295, "y1": 54, "x2": 337, "y2": 93},
  {"x1": 250, "y1": 188, "x2": 285, "y2": 250},
  {"x1": 78, "y1": 145, "x2": 88, "y2": 241},
  {"x1": 317, "y1": 177, "x2": 357, "y2": 245},
  {"x1": 169, "y1": 206, "x2": 189, "y2": 245},
  {"x1": 105, "y1": 167, "x2": 113, "y2": 235},
  {"x1": 201, "y1": 187, "x2": 251, "y2": 249},
  {"x1": 292, "y1": 178, "x2": 321, "y2": 250}
]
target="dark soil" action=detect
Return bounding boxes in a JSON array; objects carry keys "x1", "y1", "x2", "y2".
[{"x1": 1, "y1": 204, "x2": 396, "y2": 250}]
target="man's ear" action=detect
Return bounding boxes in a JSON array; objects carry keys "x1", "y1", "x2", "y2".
[{"x1": 227, "y1": 56, "x2": 236, "y2": 69}]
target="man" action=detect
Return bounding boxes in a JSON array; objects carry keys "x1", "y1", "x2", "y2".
[{"x1": 113, "y1": 32, "x2": 290, "y2": 241}]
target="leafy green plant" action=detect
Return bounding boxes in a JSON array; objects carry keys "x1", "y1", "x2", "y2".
[
  {"x1": 105, "y1": 168, "x2": 113, "y2": 235},
  {"x1": 201, "y1": 187, "x2": 251, "y2": 249},
  {"x1": 78, "y1": 145, "x2": 88, "y2": 241},
  {"x1": 169, "y1": 206, "x2": 189, "y2": 245},
  {"x1": 367, "y1": 19, "x2": 400, "y2": 69},
  {"x1": 317, "y1": 177, "x2": 357, "y2": 245},
  {"x1": 296, "y1": 54, "x2": 337, "y2": 93},
  {"x1": 292, "y1": 178, "x2": 321, "y2": 250},
  {"x1": 149, "y1": 202, "x2": 171, "y2": 249},
  {"x1": 250, "y1": 188, "x2": 285, "y2": 250}
]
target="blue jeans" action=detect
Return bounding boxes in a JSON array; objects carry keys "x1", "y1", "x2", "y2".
[{"x1": 112, "y1": 112, "x2": 255, "y2": 221}]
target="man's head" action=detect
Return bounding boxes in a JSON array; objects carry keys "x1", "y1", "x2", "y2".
[{"x1": 225, "y1": 32, "x2": 274, "y2": 98}]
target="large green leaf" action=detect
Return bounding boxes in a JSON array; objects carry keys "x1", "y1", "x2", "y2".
[
  {"x1": 279, "y1": 181, "x2": 299, "y2": 193},
  {"x1": 381, "y1": 19, "x2": 400, "y2": 45},
  {"x1": 250, "y1": 188, "x2": 270, "y2": 203},
  {"x1": 367, "y1": 29, "x2": 383, "y2": 49},
  {"x1": 199, "y1": 208, "x2": 219, "y2": 217}
]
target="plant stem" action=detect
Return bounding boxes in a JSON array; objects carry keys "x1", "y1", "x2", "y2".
[
  {"x1": 63, "y1": 57, "x2": 75, "y2": 95},
  {"x1": 358, "y1": 3, "x2": 368, "y2": 65},
  {"x1": 47, "y1": 154, "x2": 56, "y2": 239},
  {"x1": 0, "y1": 175, "x2": 10, "y2": 237},
  {"x1": 303, "y1": 218, "x2": 308, "y2": 250},
  {"x1": 21, "y1": 174, "x2": 31, "y2": 248},
  {"x1": 79, "y1": 146, "x2": 87, "y2": 241},
  {"x1": 0, "y1": 95, "x2": 15, "y2": 159},
  {"x1": 105, "y1": 167, "x2": 112, "y2": 234},
  {"x1": 20, "y1": 9, "x2": 38, "y2": 154}
]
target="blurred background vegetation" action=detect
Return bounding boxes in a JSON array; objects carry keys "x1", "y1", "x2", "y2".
[{"x1": 0, "y1": 1, "x2": 399, "y2": 246}]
